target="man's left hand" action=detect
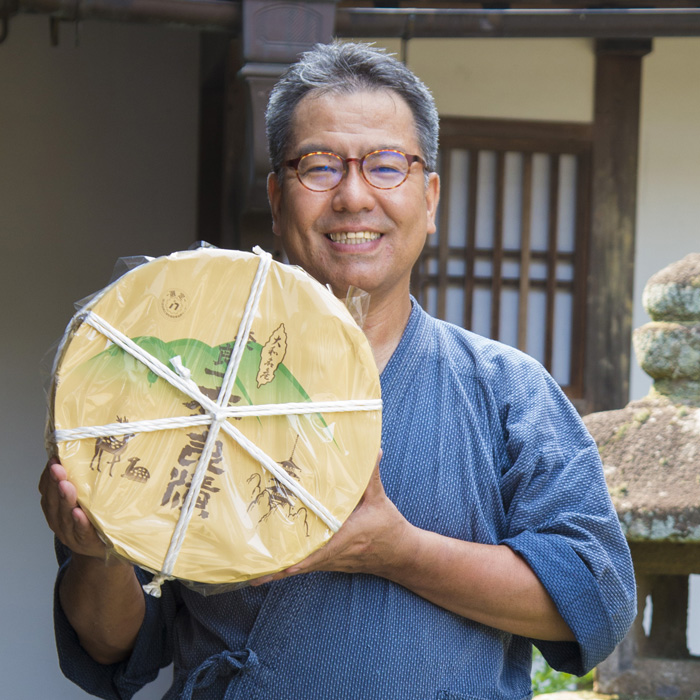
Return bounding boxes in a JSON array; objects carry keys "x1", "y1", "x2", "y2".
[{"x1": 250, "y1": 451, "x2": 410, "y2": 584}]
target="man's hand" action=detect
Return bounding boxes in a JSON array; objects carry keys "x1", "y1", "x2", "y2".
[
  {"x1": 251, "y1": 452, "x2": 412, "y2": 584},
  {"x1": 39, "y1": 458, "x2": 107, "y2": 559},
  {"x1": 39, "y1": 457, "x2": 145, "y2": 664}
]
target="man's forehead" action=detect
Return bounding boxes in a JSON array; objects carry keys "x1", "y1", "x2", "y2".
[{"x1": 287, "y1": 87, "x2": 418, "y2": 154}]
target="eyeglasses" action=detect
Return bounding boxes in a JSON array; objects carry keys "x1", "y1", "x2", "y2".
[{"x1": 285, "y1": 149, "x2": 427, "y2": 192}]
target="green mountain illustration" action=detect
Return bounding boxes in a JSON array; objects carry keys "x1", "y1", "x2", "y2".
[{"x1": 85, "y1": 336, "x2": 320, "y2": 417}]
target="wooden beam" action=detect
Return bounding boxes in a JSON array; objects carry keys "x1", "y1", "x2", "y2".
[
  {"x1": 585, "y1": 39, "x2": 651, "y2": 413},
  {"x1": 13, "y1": 2, "x2": 700, "y2": 40}
]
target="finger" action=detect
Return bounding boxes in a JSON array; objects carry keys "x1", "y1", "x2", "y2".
[
  {"x1": 40, "y1": 474, "x2": 74, "y2": 542},
  {"x1": 284, "y1": 554, "x2": 322, "y2": 577},
  {"x1": 39, "y1": 460, "x2": 64, "y2": 524},
  {"x1": 38, "y1": 460, "x2": 67, "y2": 509},
  {"x1": 57, "y1": 476, "x2": 79, "y2": 508},
  {"x1": 55, "y1": 481, "x2": 95, "y2": 547},
  {"x1": 39, "y1": 460, "x2": 105, "y2": 556},
  {"x1": 249, "y1": 544, "x2": 329, "y2": 585},
  {"x1": 49, "y1": 459, "x2": 68, "y2": 482},
  {"x1": 38, "y1": 457, "x2": 58, "y2": 492},
  {"x1": 68, "y1": 505, "x2": 105, "y2": 552}
]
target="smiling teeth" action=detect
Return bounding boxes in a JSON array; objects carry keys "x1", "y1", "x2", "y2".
[{"x1": 328, "y1": 232, "x2": 381, "y2": 244}]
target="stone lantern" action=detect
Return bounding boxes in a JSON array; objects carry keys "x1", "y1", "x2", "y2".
[{"x1": 576, "y1": 253, "x2": 700, "y2": 698}]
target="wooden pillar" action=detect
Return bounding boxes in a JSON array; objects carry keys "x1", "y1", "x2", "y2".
[
  {"x1": 196, "y1": 2, "x2": 337, "y2": 252},
  {"x1": 585, "y1": 39, "x2": 652, "y2": 413},
  {"x1": 231, "y1": 0, "x2": 336, "y2": 253},
  {"x1": 196, "y1": 33, "x2": 237, "y2": 247}
]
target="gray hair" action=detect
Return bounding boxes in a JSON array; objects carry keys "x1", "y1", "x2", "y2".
[{"x1": 265, "y1": 41, "x2": 439, "y2": 174}]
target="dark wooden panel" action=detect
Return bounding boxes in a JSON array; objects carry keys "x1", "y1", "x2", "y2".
[
  {"x1": 585, "y1": 40, "x2": 651, "y2": 412},
  {"x1": 440, "y1": 116, "x2": 592, "y2": 154},
  {"x1": 196, "y1": 33, "x2": 232, "y2": 246}
]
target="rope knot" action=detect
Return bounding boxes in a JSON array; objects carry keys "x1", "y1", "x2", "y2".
[{"x1": 181, "y1": 648, "x2": 258, "y2": 699}]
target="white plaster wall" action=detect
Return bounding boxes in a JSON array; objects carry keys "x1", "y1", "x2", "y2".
[
  {"x1": 364, "y1": 37, "x2": 594, "y2": 121},
  {"x1": 408, "y1": 38, "x2": 594, "y2": 122},
  {"x1": 0, "y1": 16, "x2": 198, "y2": 697}
]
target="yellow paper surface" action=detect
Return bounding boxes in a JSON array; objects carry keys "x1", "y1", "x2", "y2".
[{"x1": 49, "y1": 248, "x2": 382, "y2": 585}]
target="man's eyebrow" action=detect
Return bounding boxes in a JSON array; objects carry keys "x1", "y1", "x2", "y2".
[
  {"x1": 291, "y1": 145, "x2": 412, "y2": 158},
  {"x1": 290, "y1": 145, "x2": 333, "y2": 157}
]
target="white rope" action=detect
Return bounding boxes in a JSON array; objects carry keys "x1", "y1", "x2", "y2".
[
  {"x1": 145, "y1": 417, "x2": 226, "y2": 596},
  {"x1": 82, "y1": 312, "x2": 221, "y2": 415},
  {"x1": 146, "y1": 249, "x2": 274, "y2": 595},
  {"x1": 217, "y1": 247, "x2": 271, "y2": 410},
  {"x1": 56, "y1": 248, "x2": 381, "y2": 596},
  {"x1": 54, "y1": 399, "x2": 383, "y2": 442},
  {"x1": 55, "y1": 415, "x2": 211, "y2": 442},
  {"x1": 220, "y1": 420, "x2": 342, "y2": 533}
]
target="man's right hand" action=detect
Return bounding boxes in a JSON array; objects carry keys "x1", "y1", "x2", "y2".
[
  {"x1": 39, "y1": 457, "x2": 146, "y2": 664},
  {"x1": 39, "y1": 457, "x2": 107, "y2": 559}
]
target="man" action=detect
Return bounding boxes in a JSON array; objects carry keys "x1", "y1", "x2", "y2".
[{"x1": 40, "y1": 41, "x2": 636, "y2": 699}]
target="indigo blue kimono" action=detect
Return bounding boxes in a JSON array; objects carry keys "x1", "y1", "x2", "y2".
[{"x1": 54, "y1": 301, "x2": 636, "y2": 699}]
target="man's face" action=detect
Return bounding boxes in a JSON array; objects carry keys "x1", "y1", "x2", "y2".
[{"x1": 267, "y1": 89, "x2": 439, "y2": 305}]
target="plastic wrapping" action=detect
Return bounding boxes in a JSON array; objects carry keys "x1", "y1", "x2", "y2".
[
  {"x1": 46, "y1": 247, "x2": 382, "y2": 590},
  {"x1": 345, "y1": 286, "x2": 371, "y2": 328}
]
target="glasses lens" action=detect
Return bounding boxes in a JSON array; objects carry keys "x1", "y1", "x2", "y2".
[
  {"x1": 297, "y1": 153, "x2": 344, "y2": 191},
  {"x1": 362, "y1": 150, "x2": 410, "y2": 189}
]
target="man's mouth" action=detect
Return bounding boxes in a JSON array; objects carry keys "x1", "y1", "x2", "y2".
[{"x1": 326, "y1": 232, "x2": 382, "y2": 245}]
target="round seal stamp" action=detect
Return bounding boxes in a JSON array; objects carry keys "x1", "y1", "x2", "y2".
[{"x1": 160, "y1": 288, "x2": 188, "y2": 319}]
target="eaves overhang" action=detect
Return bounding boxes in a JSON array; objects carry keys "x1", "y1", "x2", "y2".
[{"x1": 5, "y1": 1, "x2": 700, "y2": 39}]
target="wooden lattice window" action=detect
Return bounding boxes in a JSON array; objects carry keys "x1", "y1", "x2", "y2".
[{"x1": 413, "y1": 118, "x2": 592, "y2": 403}]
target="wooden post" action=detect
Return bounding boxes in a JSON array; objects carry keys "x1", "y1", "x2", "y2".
[
  {"x1": 585, "y1": 39, "x2": 652, "y2": 413},
  {"x1": 196, "y1": 33, "x2": 236, "y2": 247},
  {"x1": 232, "y1": 0, "x2": 336, "y2": 253},
  {"x1": 196, "y1": 1, "x2": 337, "y2": 252}
]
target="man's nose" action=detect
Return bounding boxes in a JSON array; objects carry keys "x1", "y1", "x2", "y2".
[{"x1": 331, "y1": 161, "x2": 377, "y2": 212}]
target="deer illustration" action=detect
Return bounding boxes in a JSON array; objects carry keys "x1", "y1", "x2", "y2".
[
  {"x1": 90, "y1": 416, "x2": 135, "y2": 477},
  {"x1": 122, "y1": 457, "x2": 150, "y2": 483}
]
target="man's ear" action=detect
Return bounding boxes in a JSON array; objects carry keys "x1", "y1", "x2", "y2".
[
  {"x1": 425, "y1": 171, "x2": 440, "y2": 236},
  {"x1": 267, "y1": 171, "x2": 282, "y2": 237}
]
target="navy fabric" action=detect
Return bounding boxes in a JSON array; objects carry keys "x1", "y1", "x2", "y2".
[{"x1": 53, "y1": 301, "x2": 636, "y2": 699}]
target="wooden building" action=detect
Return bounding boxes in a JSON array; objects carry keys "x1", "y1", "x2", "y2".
[{"x1": 1, "y1": 2, "x2": 699, "y2": 697}]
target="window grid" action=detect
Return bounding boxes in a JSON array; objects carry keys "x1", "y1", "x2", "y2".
[{"x1": 412, "y1": 118, "x2": 591, "y2": 400}]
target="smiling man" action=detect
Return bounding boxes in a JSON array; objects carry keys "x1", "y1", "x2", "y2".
[
  {"x1": 40, "y1": 42, "x2": 636, "y2": 700},
  {"x1": 267, "y1": 87, "x2": 438, "y2": 373}
]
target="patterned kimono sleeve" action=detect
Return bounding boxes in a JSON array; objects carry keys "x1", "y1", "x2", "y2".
[
  {"x1": 53, "y1": 539, "x2": 178, "y2": 699},
  {"x1": 495, "y1": 366, "x2": 637, "y2": 675}
]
